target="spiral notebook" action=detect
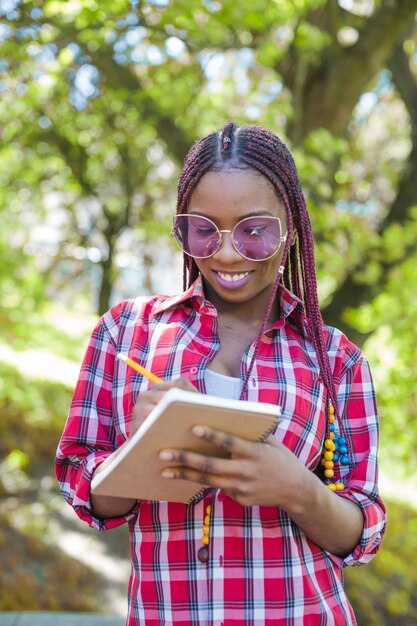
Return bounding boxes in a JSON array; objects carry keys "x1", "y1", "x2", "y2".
[{"x1": 91, "y1": 387, "x2": 281, "y2": 504}]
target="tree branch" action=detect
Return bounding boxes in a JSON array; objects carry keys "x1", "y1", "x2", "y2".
[
  {"x1": 44, "y1": 127, "x2": 95, "y2": 196},
  {"x1": 383, "y1": 39, "x2": 417, "y2": 230},
  {"x1": 285, "y1": 0, "x2": 417, "y2": 140},
  {"x1": 11, "y1": 13, "x2": 195, "y2": 163},
  {"x1": 71, "y1": 38, "x2": 194, "y2": 162},
  {"x1": 322, "y1": 43, "x2": 417, "y2": 343}
]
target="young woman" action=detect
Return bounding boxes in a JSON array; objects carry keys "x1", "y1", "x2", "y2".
[{"x1": 55, "y1": 123, "x2": 386, "y2": 625}]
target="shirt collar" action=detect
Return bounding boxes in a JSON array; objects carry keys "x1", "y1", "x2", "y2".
[
  {"x1": 277, "y1": 284, "x2": 305, "y2": 323},
  {"x1": 265, "y1": 284, "x2": 308, "y2": 336},
  {"x1": 152, "y1": 276, "x2": 207, "y2": 317},
  {"x1": 152, "y1": 275, "x2": 307, "y2": 331}
]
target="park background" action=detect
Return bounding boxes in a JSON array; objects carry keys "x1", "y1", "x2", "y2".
[{"x1": 0, "y1": 0, "x2": 416, "y2": 623}]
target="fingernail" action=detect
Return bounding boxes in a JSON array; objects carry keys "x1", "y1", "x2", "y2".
[
  {"x1": 159, "y1": 451, "x2": 174, "y2": 461},
  {"x1": 192, "y1": 426, "x2": 205, "y2": 437},
  {"x1": 161, "y1": 470, "x2": 175, "y2": 478}
]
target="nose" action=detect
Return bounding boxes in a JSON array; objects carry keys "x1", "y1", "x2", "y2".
[{"x1": 213, "y1": 230, "x2": 242, "y2": 262}]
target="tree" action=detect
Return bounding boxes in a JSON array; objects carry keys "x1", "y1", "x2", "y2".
[
  {"x1": 1, "y1": 0, "x2": 415, "y2": 323},
  {"x1": 0, "y1": 1, "x2": 190, "y2": 313},
  {"x1": 0, "y1": 0, "x2": 414, "y2": 348}
]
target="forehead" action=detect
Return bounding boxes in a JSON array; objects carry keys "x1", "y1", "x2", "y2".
[{"x1": 188, "y1": 168, "x2": 285, "y2": 220}]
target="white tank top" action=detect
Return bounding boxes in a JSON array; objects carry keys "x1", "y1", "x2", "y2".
[{"x1": 204, "y1": 368, "x2": 242, "y2": 400}]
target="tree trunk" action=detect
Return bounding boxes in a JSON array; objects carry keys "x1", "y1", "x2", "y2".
[
  {"x1": 143, "y1": 251, "x2": 153, "y2": 294},
  {"x1": 98, "y1": 246, "x2": 115, "y2": 316},
  {"x1": 284, "y1": 0, "x2": 417, "y2": 143},
  {"x1": 321, "y1": 42, "x2": 417, "y2": 343}
]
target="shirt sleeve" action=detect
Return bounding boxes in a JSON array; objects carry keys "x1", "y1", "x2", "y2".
[
  {"x1": 331, "y1": 349, "x2": 386, "y2": 568},
  {"x1": 54, "y1": 304, "x2": 139, "y2": 531}
]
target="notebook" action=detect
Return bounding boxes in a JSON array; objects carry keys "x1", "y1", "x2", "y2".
[{"x1": 91, "y1": 387, "x2": 281, "y2": 504}]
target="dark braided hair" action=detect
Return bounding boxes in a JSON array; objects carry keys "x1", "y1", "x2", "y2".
[{"x1": 176, "y1": 122, "x2": 339, "y2": 423}]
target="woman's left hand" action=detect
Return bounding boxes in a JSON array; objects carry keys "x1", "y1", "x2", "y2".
[
  {"x1": 159, "y1": 426, "x2": 305, "y2": 508},
  {"x1": 160, "y1": 425, "x2": 365, "y2": 556}
]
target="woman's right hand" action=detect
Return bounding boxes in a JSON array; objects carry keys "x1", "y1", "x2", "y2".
[
  {"x1": 130, "y1": 377, "x2": 199, "y2": 439},
  {"x1": 91, "y1": 377, "x2": 198, "y2": 519}
]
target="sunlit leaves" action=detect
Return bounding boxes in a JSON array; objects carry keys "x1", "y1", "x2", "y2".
[
  {"x1": 0, "y1": 0, "x2": 416, "y2": 472},
  {"x1": 345, "y1": 499, "x2": 417, "y2": 623},
  {"x1": 294, "y1": 21, "x2": 331, "y2": 58}
]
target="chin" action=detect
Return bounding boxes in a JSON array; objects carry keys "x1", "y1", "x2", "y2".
[{"x1": 207, "y1": 283, "x2": 258, "y2": 304}]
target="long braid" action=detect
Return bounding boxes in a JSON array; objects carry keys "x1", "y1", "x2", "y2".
[{"x1": 176, "y1": 124, "x2": 343, "y2": 439}]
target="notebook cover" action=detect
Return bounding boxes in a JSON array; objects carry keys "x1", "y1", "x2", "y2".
[{"x1": 91, "y1": 387, "x2": 281, "y2": 504}]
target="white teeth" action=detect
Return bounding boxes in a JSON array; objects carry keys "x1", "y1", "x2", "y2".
[{"x1": 218, "y1": 272, "x2": 250, "y2": 282}]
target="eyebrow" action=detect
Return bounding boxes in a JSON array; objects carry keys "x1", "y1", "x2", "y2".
[{"x1": 188, "y1": 209, "x2": 277, "y2": 218}]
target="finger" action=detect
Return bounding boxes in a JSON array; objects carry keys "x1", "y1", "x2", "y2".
[
  {"x1": 133, "y1": 391, "x2": 166, "y2": 414},
  {"x1": 153, "y1": 377, "x2": 198, "y2": 393},
  {"x1": 132, "y1": 383, "x2": 189, "y2": 432},
  {"x1": 159, "y1": 462, "x2": 254, "y2": 506},
  {"x1": 265, "y1": 435, "x2": 282, "y2": 448},
  {"x1": 160, "y1": 463, "x2": 242, "y2": 492},
  {"x1": 159, "y1": 448, "x2": 243, "y2": 479},
  {"x1": 191, "y1": 425, "x2": 259, "y2": 458},
  {"x1": 160, "y1": 467, "x2": 221, "y2": 488},
  {"x1": 161, "y1": 465, "x2": 213, "y2": 486},
  {"x1": 131, "y1": 394, "x2": 162, "y2": 434},
  {"x1": 140, "y1": 386, "x2": 169, "y2": 399}
]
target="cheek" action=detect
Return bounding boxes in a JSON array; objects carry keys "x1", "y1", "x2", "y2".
[
  {"x1": 264, "y1": 254, "x2": 283, "y2": 277},
  {"x1": 194, "y1": 259, "x2": 205, "y2": 274}
]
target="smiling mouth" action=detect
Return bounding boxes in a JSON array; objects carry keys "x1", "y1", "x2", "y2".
[{"x1": 216, "y1": 271, "x2": 252, "y2": 282}]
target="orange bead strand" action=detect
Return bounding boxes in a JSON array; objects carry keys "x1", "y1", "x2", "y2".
[{"x1": 198, "y1": 503, "x2": 212, "y2": 563}]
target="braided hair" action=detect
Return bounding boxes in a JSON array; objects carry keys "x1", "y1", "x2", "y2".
[{"x1": 176, "y1": 122, "x2": 339, "y2": 418}]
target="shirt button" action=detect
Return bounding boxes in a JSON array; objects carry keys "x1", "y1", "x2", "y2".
[
  {"x1": 190, "y1": 366, "x2": 198, "y2": 375},
  {"x1": 201, "y1": 306, "x2": 209, "y2": 314},
  {"x1": 218, "y1": 491, "x2": 225, "y2": 501}
]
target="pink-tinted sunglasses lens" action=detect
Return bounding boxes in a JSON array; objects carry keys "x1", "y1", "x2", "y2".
[
  {"x1": 233, "y1": 216, "x2": 282, "y2": 260},
  {"x1": 173, "y1": 215, "x2": 221, "y2": 258}
]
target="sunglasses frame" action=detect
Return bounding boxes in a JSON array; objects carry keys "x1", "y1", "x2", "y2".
[{"x1": 172, "y1": 214, "x2": 288, "y2": 262}]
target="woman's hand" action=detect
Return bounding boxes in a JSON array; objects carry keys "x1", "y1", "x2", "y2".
[
  {"x1": 91, "y1": 377, "x2": 198, "y2": 519},
  {"x1": 159, "y1": 425, "x2": 364, "y2": 557},
  {"x1": 130, "y1": 377, "x2": 198, "y2": 439},
  {"x1": 159, "y1": 425, "x2": 304, "y2": 508}
]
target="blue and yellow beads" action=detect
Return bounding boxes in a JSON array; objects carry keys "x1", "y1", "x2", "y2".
[{"x1": 322, "y1": 403, "x2": 349, "y2": 491}]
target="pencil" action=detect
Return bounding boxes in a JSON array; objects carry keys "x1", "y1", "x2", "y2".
[{"x1": 117, "y1": 352, "x2": 163, "y2": 384}]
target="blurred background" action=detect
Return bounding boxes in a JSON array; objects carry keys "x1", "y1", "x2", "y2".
[{"x1": 0, "y1": 0, "x2": 416, "y2": 623}]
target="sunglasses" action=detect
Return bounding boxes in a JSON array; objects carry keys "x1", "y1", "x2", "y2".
[{"x1": 172, "y1": 214, "x2": 287, "y2": 262}]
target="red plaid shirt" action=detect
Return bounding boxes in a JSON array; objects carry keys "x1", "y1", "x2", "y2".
[{"x1": 55, "y1": 277, "x2": 386, "y2": 625}]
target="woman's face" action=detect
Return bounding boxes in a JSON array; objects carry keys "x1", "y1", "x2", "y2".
[{"x1": 187, "y1": 168, "x2": 288, "y2": 314}]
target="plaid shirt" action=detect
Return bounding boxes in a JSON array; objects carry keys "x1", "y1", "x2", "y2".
[{"x1": 55, "y1": 277, "x2": 386, "y2": 625}]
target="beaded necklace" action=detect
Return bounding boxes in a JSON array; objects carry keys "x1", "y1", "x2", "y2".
[
  {"x1": 196, "y1": 402, "x2": 350, "y2": 563},
  {"x1": 321, "y1": 402, "x2": 350, "y2": 491},
  {"x1": 197, "y1": 503, "x2": 211, "y2": 563}
]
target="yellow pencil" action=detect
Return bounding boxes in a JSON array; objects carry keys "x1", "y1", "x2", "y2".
[{"x1": 117, "y1": 352, "x2": 163, "y2": 383}]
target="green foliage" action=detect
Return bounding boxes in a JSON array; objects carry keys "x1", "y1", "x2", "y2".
[
  {"x1": 0, "y1": 512, "x2": 104, "y2": 611},
  {"x1": 0, "y1": 357, "x2": 103, "y2": 611},
  {"x1": 0, "y1": 361, "x2": 71, "y2": 490},
  {"x1": 345, "y1": 499, "x2": 417, "y2": 625},
  {"x1": 0, "y1": 0, "x2": 415, "y2": 465},
  {"x1": 0, "y1": 304, "x2": 94, "y2": 361},
  {"x1": 294, "y1": 21, "x2": 331, "y2": 59},
  {"x1": 0, "y1": 358, "x2": 116, "y2": 613}
]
